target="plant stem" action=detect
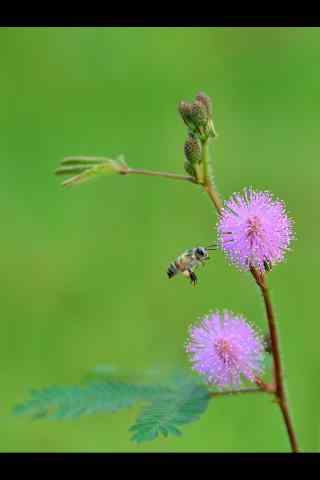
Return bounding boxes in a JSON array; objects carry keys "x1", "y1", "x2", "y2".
[
  {"x1": 250, "y1": 267, "x2": 300, "y2": 453},
  {"x1": 201, "y1": 140, "x2": 223, "y2": 212},
  {"x1": 202, "y1": 141, "x2": 300, "y2": 453},
  {"x1": 210, "y1": 386, "x2": 274, "y2": 399},
  {"x1": 124, "y1": 167, "x2": 197, "y2": 183},
  {"x1": 203, "y1": 181, "x2": 223, "y2": 212}
]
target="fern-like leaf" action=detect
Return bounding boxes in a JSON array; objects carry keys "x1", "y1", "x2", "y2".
[
  {"x1": 129, "y1": 380, "x2": 210, "y2": 444},
  {"x1": 13, "y1": 382, "x2": 166, "y2": 420},
  {"x1": 13, "y1": 368, "x2": 211, "y2": 444}
]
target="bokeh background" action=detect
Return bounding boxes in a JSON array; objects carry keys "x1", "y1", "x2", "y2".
[{"x1": 1, "y1": 27, "x2": 319, "y2": 452}]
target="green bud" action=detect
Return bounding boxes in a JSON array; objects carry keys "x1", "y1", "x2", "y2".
[
  {"x1": 184, "y1": 132, "x2": 202, "y2": 164},
  {"x1": 178, "y1": 101, "x2": 193, "y2": 128},
  {"x1": 190, "y1": 100, "x2": 209, "y2": 129},
  {"x1": 184, "y1": 159, "x2": 196, "y2": 177},
  {"x1": 195, "y1": 92, "x2": 213, "y2": 117}
]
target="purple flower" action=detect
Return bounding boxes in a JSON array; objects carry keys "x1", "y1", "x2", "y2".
[
  {"x1": 217, "y1": 188, "x2": 293, "y2": 272},
  {"x1": 186, "y1": 311, "x2": 264, "y2": 389}
]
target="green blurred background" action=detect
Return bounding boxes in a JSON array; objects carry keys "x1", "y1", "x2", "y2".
[{"x1": 1, "y1": 27, "x2": 319, "y2": 452}]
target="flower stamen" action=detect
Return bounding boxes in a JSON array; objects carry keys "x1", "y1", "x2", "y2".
[{"x1": 217, "y1": 189, "x2": 293, "y2": 272}]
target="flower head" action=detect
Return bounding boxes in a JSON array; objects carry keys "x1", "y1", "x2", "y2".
[
  {"x1": 186, "y1": 311, "x2": 264, "y2": 389},
  {"x1": 217, "y1": 188, "x2": 293, "y2": 272}
]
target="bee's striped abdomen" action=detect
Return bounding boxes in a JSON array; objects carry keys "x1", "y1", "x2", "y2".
[{"x1": 167, "y1": 262, "x2": 179, "y2": 279}]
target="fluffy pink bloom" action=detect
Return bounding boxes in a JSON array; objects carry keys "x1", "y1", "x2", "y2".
[
  {"x1": 217, "y1": 189, "x2": 293, "y2": 272},
  {"x1": 186, "y1": 311, "x2": 264, "y2": 390}
]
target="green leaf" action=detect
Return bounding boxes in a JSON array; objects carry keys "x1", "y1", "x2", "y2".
[
  {"x1": 55, "y1": 166, "x2": 90, "y2": 176},
  {"x1": 82, "y1": 364, "x2": 138, "y2": 385},
  {"x1": 129, "y1": 379, "x2": 210, "y2": 444},
  {"x1": 13, "y1": 382, "x2": 166, "y2": 420},
  {"x1": 55, "y1": 155, "x2": 128, "y2": 187},
  {"x1": 13, "y1": 368, "x2": 211, "y2": 444},
  {"x1": 61, "y1": 156, "x2": 111, "y2": 166}
]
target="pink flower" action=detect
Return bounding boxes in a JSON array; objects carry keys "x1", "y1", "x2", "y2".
[
  {"x1": 186, "y1": 311, "x2": 264, "y2": 389},
  {"x1": 217, "y1": 189, "x2": 293, "y2": 272}
]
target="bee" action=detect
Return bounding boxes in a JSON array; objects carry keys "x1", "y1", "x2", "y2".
[{"x1": 167, "y1": 245, "x2": 216, "y2": 286}]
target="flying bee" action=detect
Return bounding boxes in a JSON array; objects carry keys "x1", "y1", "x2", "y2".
[{"x1": 167, "y1": 244, "x2": 217, "y2": 286}]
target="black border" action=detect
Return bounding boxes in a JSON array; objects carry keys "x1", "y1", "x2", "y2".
[
  {"x1": 1, "y1": 452, "x2": 319, "y2": 470},
  {"x1": 1, "y1": 14, "x2": 319, "y2": 471},
  {"x1": 0, "y1": 15, "x2": 320, "y2": 27}
]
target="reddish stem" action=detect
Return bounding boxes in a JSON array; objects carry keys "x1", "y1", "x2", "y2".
[{"x1": 203, "y1": 170, "x2": 299, "y2": 452}]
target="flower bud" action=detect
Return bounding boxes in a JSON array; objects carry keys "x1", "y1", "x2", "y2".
[
  {"x1": 190, "y1": 100, "x2": 209, "y2": 129},
  {"x1": 178, "y1": 101, "x2": 193, "y2": 128},
  {"x1": 195, "y1": 91, "x2": 212, "y2": 117},
  {"x1": 184, "y1": 132, "x2": 202, "y2": 165},
  {"x1": 184, "y1": 159, "x2": 196, "y2": 177}
]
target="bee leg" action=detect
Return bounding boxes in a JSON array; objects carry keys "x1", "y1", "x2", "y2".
[{"x1": 189, "y1": 271, "x2": 197, "y2": 286}]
